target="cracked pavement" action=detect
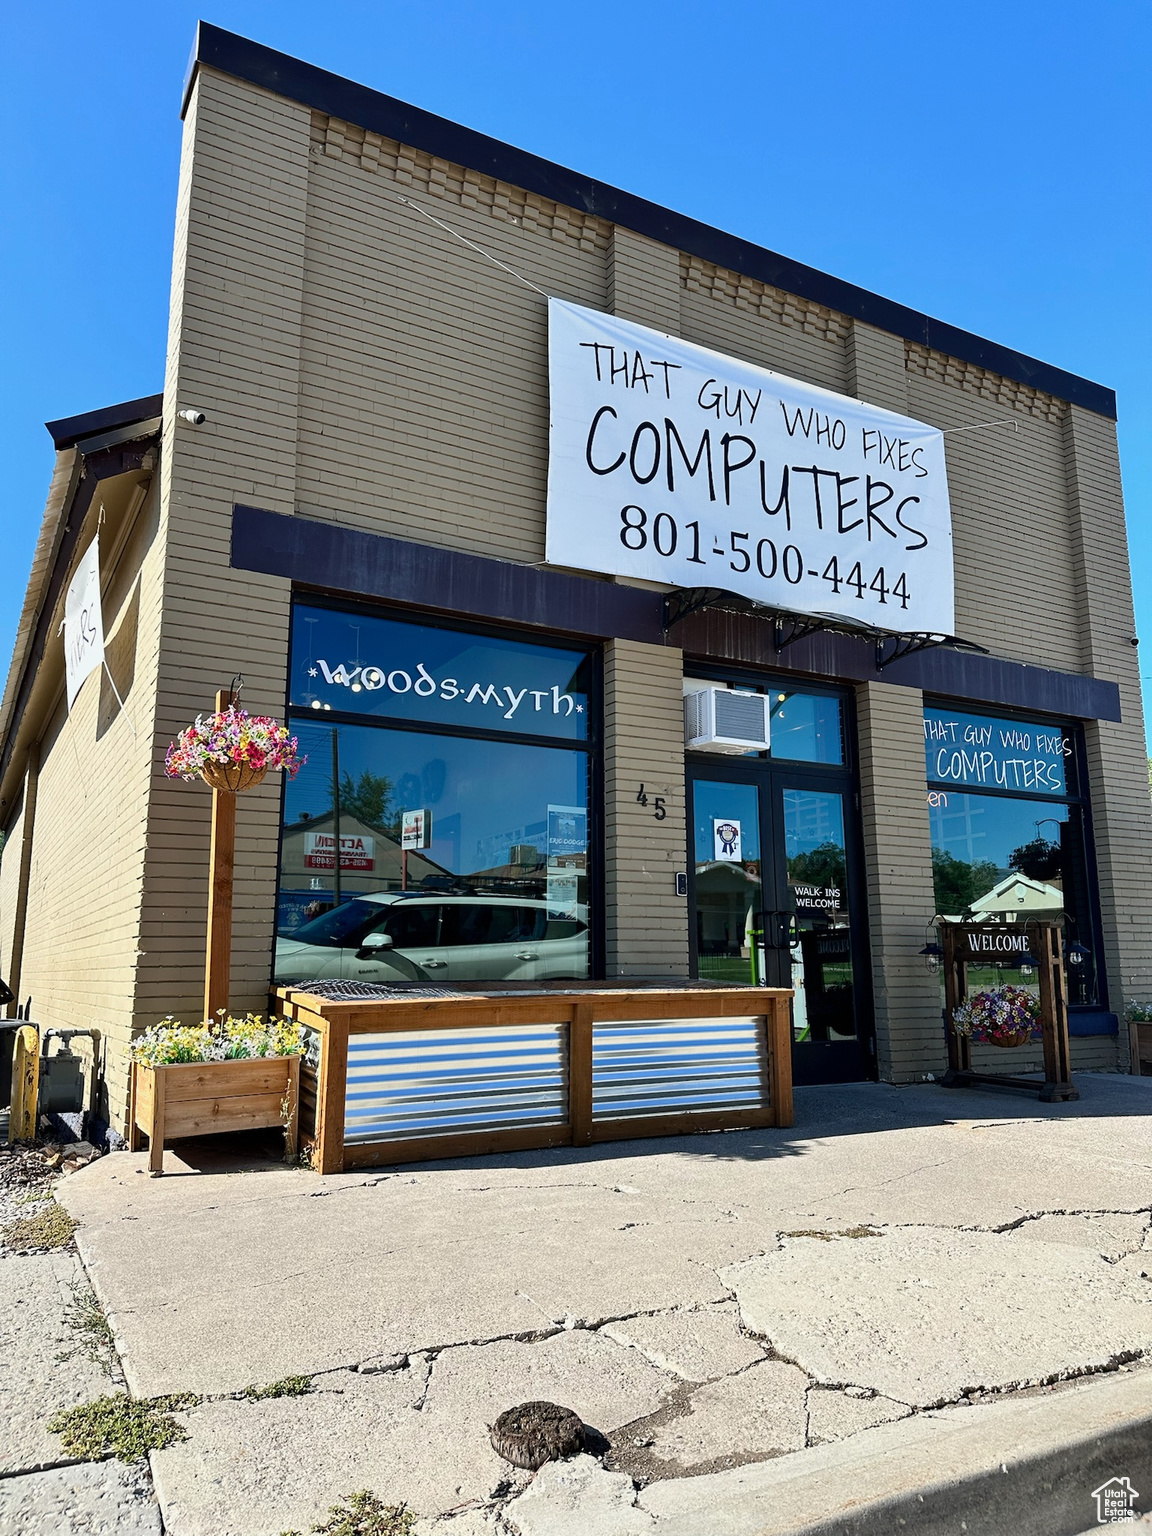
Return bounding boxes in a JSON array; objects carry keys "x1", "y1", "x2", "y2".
[
  {"x1": 0, "y1": 1152, "x2": 162, "y2": 1534},
  {"x1": 27, "y1": 1072, "x2": 1152, "y2": 1533}
]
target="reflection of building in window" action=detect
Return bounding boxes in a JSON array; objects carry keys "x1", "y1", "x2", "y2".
[
  {"x1": 959, "y1": 872, "x2": 1064, "y2": 923},
  {"x1": 278, "y1": 811, "x2": 448, "y2": 933}
]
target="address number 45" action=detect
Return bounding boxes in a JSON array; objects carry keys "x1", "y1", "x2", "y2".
[{"x1": 636, "y1": 784, "x2": 667, "y2": 821}]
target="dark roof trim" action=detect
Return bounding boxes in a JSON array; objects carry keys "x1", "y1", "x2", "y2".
[
  {"x1": 46, "y1": 394, "x2": 164, "y2": 450},
  {"x1": 231, "y1": 504, "x2": 1122, "y2": 725},
  {"x1": 190, "y1": 24, "x2": 1115, "y2": 420}
]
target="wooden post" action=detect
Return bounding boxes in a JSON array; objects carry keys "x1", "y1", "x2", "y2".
[
  {"x1": 283, "y1": 1054, "x2": 301, "y2": 1161},
  {"x1": 8, "y1": 1025, "x2": 39, "y2": 1142},
  {"x1": 317, "y1": 1013, "x2": 349, "y2": 1175},
  {"x1": 569, "y1": 1001, "x2": 593, "y2": 1145},
  {"x1": 767, "y1": 994, "x2": 794, "y2": 1128},
  {"x1": 204, "y1": 688, "x2": 236, "y2": 1026},
  {"x1": 127, "y1": 1060, "x2": 141, "y2": 1152},
  {"x1": 942, "y1": 924, "x2": 971, "y2": 1077},
  {"x1": 148, "y1": 1064, "x2": 166, "y2": 1175},
  {"x1": 1035, "y1": 921, "x2": 1077, "y2": 1102}
]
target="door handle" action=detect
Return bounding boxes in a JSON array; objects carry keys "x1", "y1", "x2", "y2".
[
  {"x1": 761, "y1": 912, "x2": 796, "y2": 950},
  {"x1": 515, "y1": 951, "x2": 539, "y2": 961},
  {"x1": 422, "y1": 959, "x2": 447, "y2": 968}
]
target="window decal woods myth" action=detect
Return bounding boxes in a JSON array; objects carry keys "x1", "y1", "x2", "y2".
[{"x1": 545, "y1": 300, "x2": 954, "y2": 635}]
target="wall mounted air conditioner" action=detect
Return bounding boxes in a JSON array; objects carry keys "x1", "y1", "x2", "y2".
[{"x1": 684, "y1": 687, "x2": 771, "y2": 754}]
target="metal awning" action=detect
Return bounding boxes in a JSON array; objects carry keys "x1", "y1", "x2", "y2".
[{"x1": 662, "y1": 587, "x2": 989, "y2": 671}]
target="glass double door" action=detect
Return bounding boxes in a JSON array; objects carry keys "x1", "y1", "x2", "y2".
[{"x1": 689, "y1": 763, "x2": 872, "y2": 1084}]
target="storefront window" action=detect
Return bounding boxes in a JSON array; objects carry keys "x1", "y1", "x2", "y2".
[
  {"x1": 291, "y1": 604, "x2": 591, "y2": 741},
  {"x1": 924, "y1": 705, "x2": 1097, "y2": 1006},
  {"x1": 770, "y1": 691, "x2": 843, "y2": 764},
  {"x1": 276, "y1": 606, "x2": 595, "y2": 986}
]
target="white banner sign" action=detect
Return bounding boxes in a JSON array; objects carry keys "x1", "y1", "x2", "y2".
[
  {"x1": 546, "y1": 300, "x2": 954, "y2": 635},
  {"x1": 63, "y1": 537, "x2": 105, "y2": 709}
]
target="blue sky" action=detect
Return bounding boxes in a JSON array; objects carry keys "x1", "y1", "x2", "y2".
[{"x1": 2, "y1": 2, "x2": 1149, "y2": 734}]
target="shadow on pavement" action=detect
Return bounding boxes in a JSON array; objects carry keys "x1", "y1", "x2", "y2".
[{"x1": 158, "y1": 1071, "x2": 1152, "y2": 1179}]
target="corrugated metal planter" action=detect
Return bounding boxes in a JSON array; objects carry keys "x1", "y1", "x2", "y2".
[
  {"x1": 129, "y1": 1055, "x2": 299, "y2": 1175},
  {"x1": 275, "y1": 983, "x2": 794, "y2": 1173}
]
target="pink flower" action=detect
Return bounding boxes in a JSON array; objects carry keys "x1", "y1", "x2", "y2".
[{"x1": 164, "y1": 706, "x2": 306, "y2": 781}]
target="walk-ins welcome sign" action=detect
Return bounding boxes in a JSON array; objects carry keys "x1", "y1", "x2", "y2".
[{"x1": 545, "y1": 300, "x2": 954, "y2": 635}]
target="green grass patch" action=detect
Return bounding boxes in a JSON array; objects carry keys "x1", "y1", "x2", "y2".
[
  {"x1": 3, "y1": 1200, "x2": 75, "y2": 1250},
  {"x1": 281, "y1": 1490, "x2": 416, "y2": 1536},
  {"x1": 48, "y1": 1391, "x2": 201, "y2": 1461},
  {"x1": 56, "y1": 1283, "x2": 117, "y2": 1375},
  {"x1": 242, "y1": 1375, "x2": 314, "y2": 1400}
]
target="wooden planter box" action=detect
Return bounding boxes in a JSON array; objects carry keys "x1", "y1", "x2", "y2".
[{"x1": 128, "y1": 1055, "x2": 300, "y2": 1175}]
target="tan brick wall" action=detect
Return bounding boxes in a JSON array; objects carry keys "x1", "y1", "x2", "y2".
[
  {"x1": 904, "y1": 370, "x2": 1079, "y2": 673},
  {"x1": 1064, "y1": 405, "x2": 1152, "y2": 1066},
  {"x1": 679, "y1": 255, "x2": 850, "y2": 395},
  {"x1": 848, "y1": 323, "x2": 908, "y2": 414},
  {"x1": 0, "y1": 795, "x2": 26, "y2": 992},
  {"x1": 608, "y1": 228, "x2": 680, "y2": 333},
  {"x1": 5, "y1": 477, "x2": 163, "y2": 1120},
  {"x1": 125, "y1": 69, "x2": 313, "y2": 1123},
  {"x1": 603, "y1": 640, "x2": 689, "y2": 976},
  {"x1": 295, "y1": 123, "x2": 607, "y2": 559},
  {"x1": 855, "y1": 681, "x2": 944, "y2": 1081}
]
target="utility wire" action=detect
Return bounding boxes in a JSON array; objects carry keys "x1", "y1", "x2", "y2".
[{"x1": 394, "y1": 193, "x2": 550, "y2": 299}]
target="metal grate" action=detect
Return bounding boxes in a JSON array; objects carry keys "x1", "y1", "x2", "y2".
[
  {"x1": 591, "y1": 1016, "x2": 767, "y2": 1121},
  {"x1": 344, "y1": 1025, "x2": 569, "y2": 1144},
  {"x1": 713, "y1": 689, "x2": 769, "y2": 744},
  {"x1": 283, "y1": 980, "x2": 461, "y2": 1001}
]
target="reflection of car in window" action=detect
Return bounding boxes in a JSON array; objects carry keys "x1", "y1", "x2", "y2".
[{"x1": 274, "y1": 894, "x2": 588, "y2": 985}]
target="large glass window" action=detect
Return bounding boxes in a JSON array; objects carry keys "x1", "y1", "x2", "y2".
[
  {"x1": 925, "y1": 705, "x2": 1098, "y2": 1006},
  {"x1": 687, "y1": 677, "x2": 844, "y2": 764},
  {"x1": 276, "y1": 606, "x2": 595, "y2": 987}
]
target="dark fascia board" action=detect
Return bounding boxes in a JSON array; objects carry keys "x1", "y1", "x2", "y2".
[
  {"x1": 46, "y1": 394, "x2": 164, "y2": 450},
  {"x1": 230, "y1": 504, "x2": 1122, "y2": 725},
  {"x1": 189, "y1": 23, "x2": 1115, "y2": 420}
]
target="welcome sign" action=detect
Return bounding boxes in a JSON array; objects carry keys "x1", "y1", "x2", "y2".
[{"x1": 546, "y1": 300, "x2": 954, "y2": 635}]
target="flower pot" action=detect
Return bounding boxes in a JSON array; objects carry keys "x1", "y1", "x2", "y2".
[
  {"x1": 988, "y1": 1029, "x2": 1035, "y2": 1049},
  {"x1": 128, "y1": 1055, "x2": 299, "y2": 1175},
  {"x1": 199, "y1": 761, "x2": 268, "y2": 793}
]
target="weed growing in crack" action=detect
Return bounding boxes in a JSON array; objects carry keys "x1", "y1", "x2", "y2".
[
  {"x1": 48, "y1": 1391, "x2": 201, "y2": 1460},
  {"x1": 55, "y1": 1283, "x2": 117, "y2": 1375},
  {"x1": 242, "y1": 1375, "x2": 314, "y2": 1400},
  {"x1": 781, "y1": 1226, "x2": 882, "y2": 1242},
  {"x1": 280, "y1": 1489, "x2": 416, "y2": 1536},
  {"x1": 2, "y1": 1199, "x2": 75, "y2": 1251}
]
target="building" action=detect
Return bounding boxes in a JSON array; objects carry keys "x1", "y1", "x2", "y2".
[{"x1": 2, "y1": 24, "x2": 1149, "y2": 1133}]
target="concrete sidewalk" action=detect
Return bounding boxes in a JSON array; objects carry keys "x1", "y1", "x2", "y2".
[{"x1": 50, "y1": 1072, "x2": 1152, "y2": 1533}]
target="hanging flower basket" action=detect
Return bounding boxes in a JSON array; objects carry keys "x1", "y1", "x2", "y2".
[
  {"x1": 952, "y1": 985, "x2": 1043, "y2": 1049},
  {"x1": 165, "y1": 705, "x2": 305, "y2": 792}
]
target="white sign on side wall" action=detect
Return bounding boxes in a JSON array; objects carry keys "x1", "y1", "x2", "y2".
[
  {"x1": 546, "y1": 300, "x2": 954, "y2": 635},
  {"x1": 63, "y1": 537, "x2": 105, "y2": 709}
]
